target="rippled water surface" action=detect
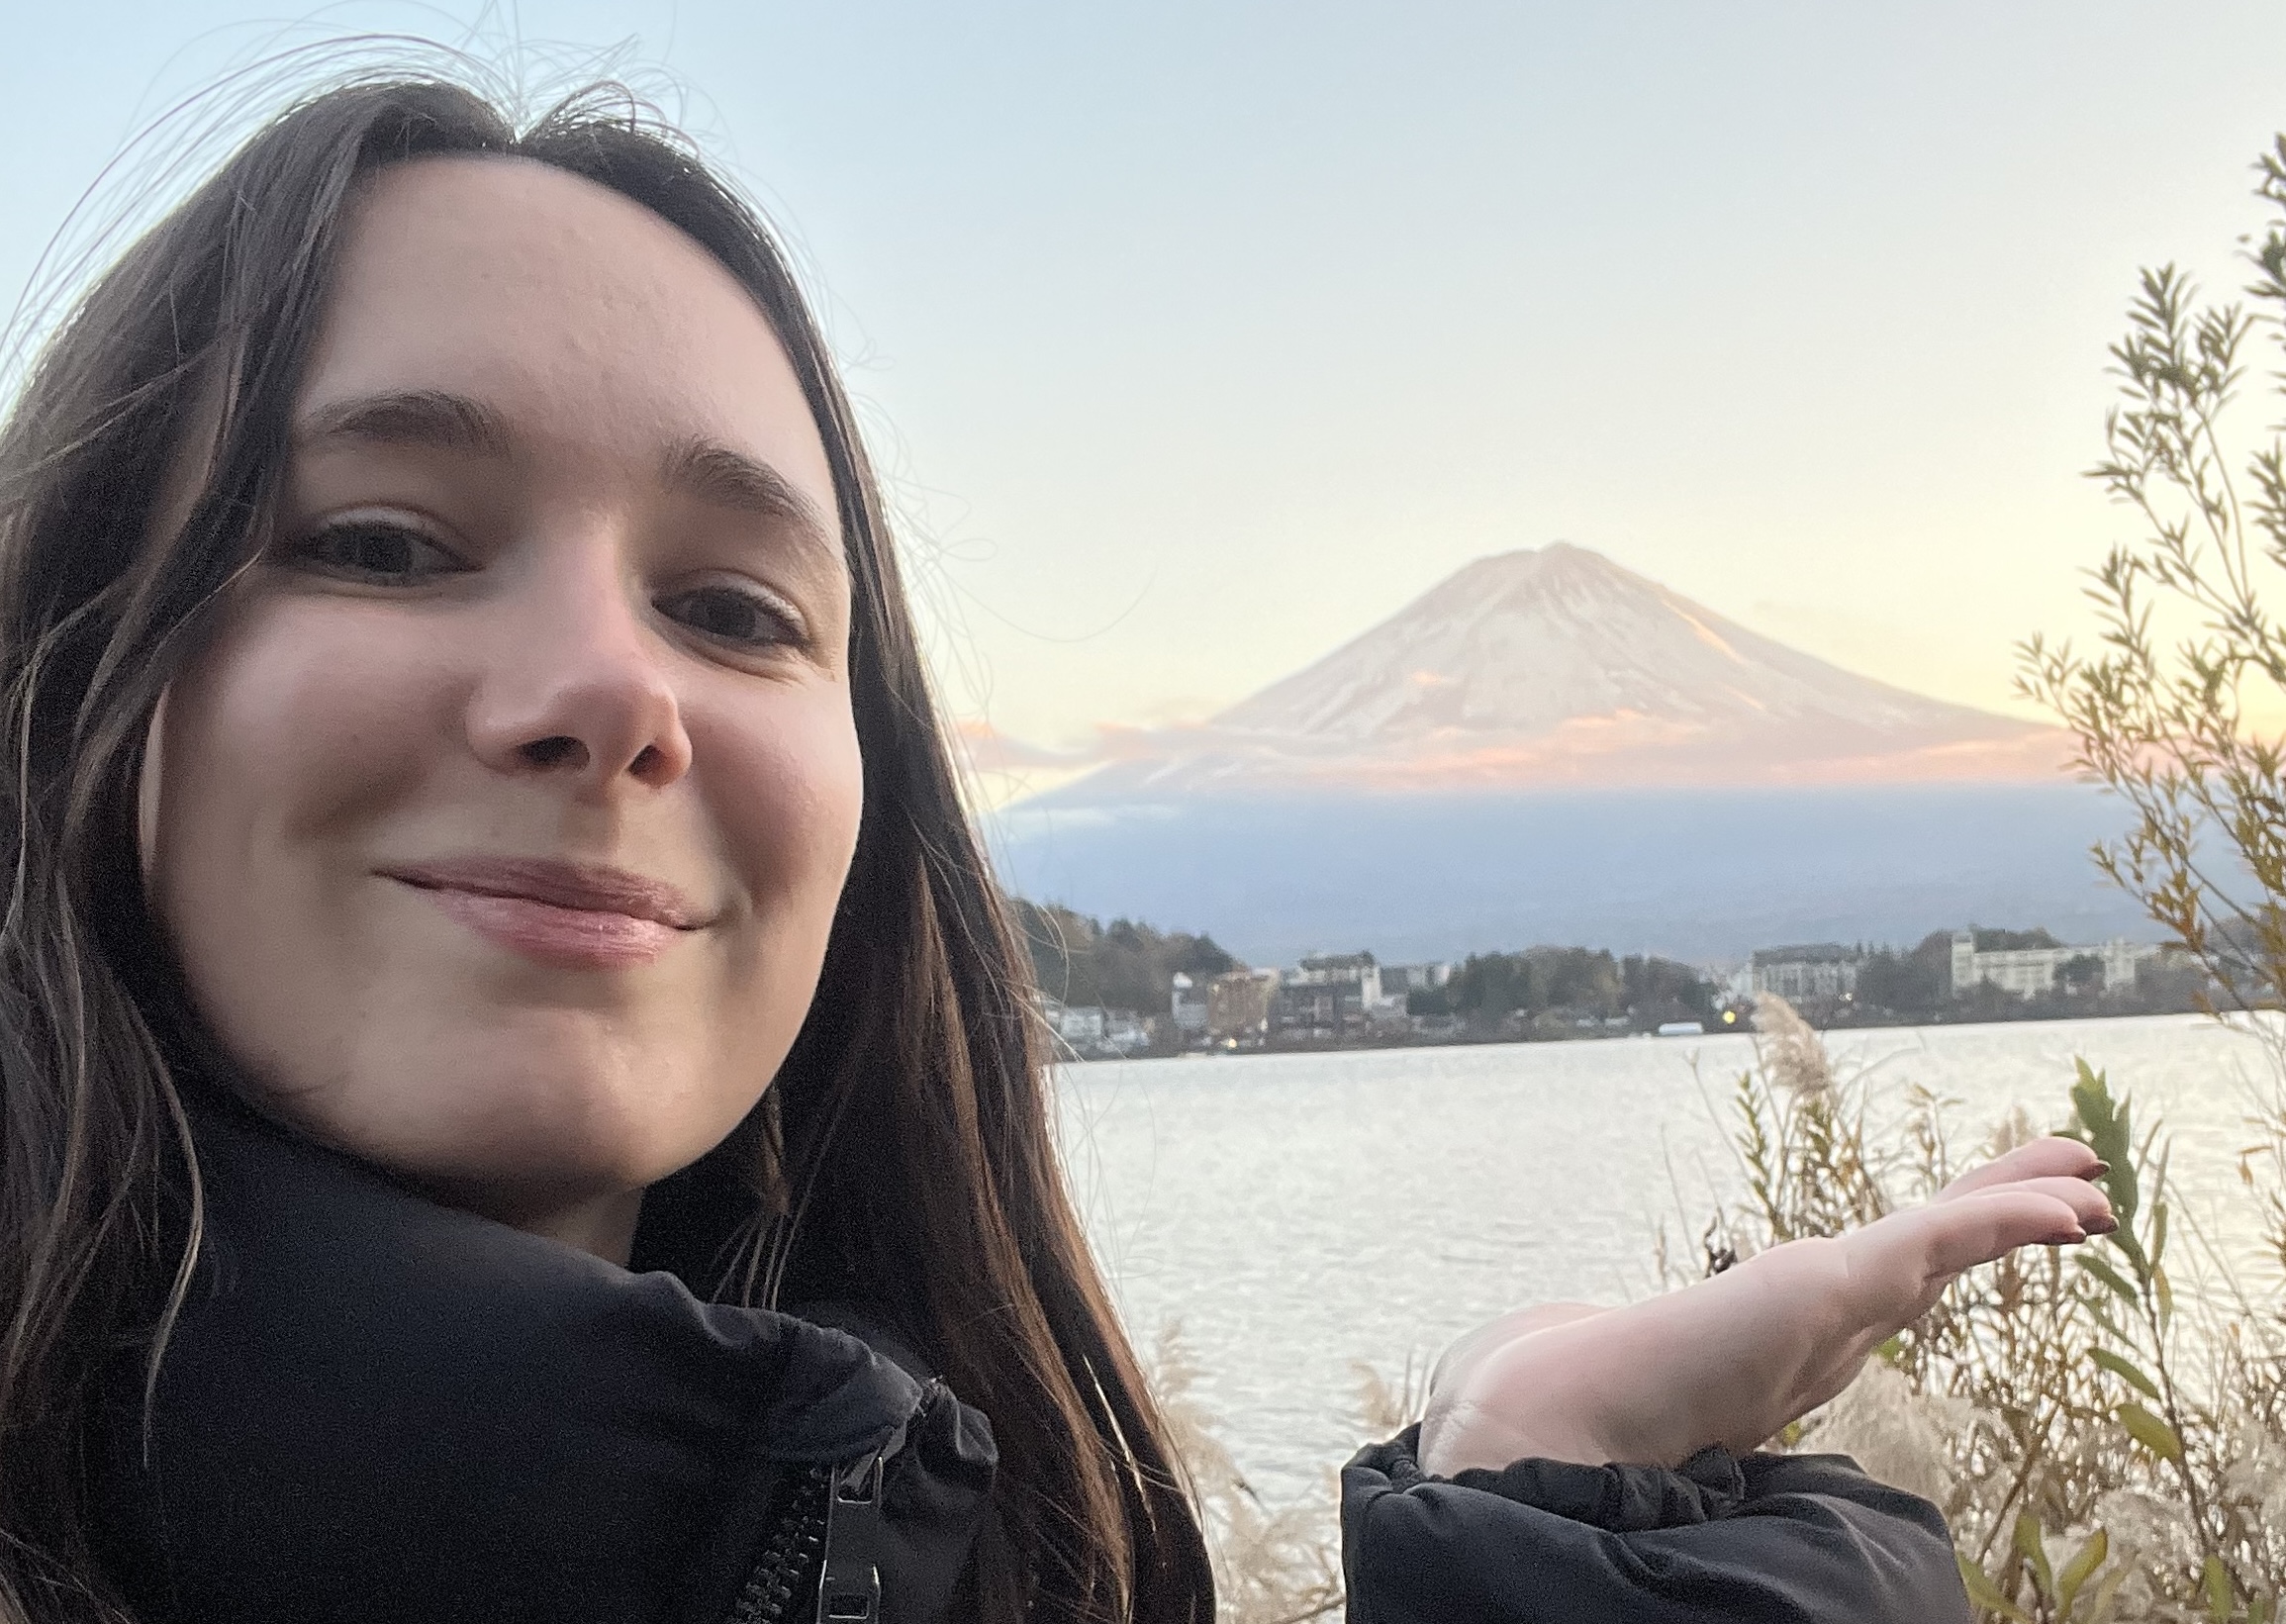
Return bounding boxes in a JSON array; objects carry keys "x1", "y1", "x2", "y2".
[{"x1": 1055, "y1": 1014, "x2": 2279, "y2": 1503}]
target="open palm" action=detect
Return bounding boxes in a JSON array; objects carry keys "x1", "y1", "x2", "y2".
[{"x1": 1419, "y1": 1136, "x2": 2114, "y2": 1477}]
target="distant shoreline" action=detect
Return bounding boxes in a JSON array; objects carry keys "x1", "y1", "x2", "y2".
[{"x1": 1056, "y1": 996, "x2": 2218, "y2": 1062}]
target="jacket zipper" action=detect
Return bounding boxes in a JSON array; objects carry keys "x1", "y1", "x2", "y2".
[
  {"x1": 725, "y1": 1376, "x2": 936, "y2": 1624},
  {"x1": 724, "y1": 1465, "x2": 829, "y2": 1624},
  {"x1": 814, "y1": 1451, "x2": 887, "y2": 1623},
  {"x1": 722, "y1": 1447, "x2": 890, "y2": 1624}
]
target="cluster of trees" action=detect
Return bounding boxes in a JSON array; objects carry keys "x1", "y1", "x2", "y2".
[
  {"x1": 1408, "y1": 946, "x2": 1718, "y2": 1032},
  {"x1": 1008, "y1": 899, "x2": 1237, "y2": 1013}
]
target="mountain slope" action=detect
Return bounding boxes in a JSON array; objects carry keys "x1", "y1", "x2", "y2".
[{"x1": 1057, "y1": 544, "x2": 2060, "y2": 798}]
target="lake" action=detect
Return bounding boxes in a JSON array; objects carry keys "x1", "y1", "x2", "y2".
[{"x1": 1054, "y1": 1012, "x2": 2283, "y2": 1504}]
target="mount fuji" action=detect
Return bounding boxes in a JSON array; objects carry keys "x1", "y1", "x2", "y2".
[
  {"x1": 1060, "y1": 544, "x2": 2064, "y2": 797},
  {"x1": 988, "y1": 546, "x2": 2142, "y2": 965}
]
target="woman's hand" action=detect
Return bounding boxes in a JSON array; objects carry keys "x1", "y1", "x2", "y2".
[{"x1": 1417, "y1": 1136, "x2": 2115, "y2": 1478}]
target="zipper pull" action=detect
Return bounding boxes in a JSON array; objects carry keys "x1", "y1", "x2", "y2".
[{"x1": 814, "y1": 1451, "x2": 885, "y2": 1624}]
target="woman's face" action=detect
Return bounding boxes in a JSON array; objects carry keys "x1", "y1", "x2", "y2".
[{"x1": 142, "y1": 155, "x2": 864, "y2": 1260}]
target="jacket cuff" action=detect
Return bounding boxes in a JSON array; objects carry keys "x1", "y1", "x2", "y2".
[{"x1": 1351, "y1": 1423, "x2": 1749, "y2": 1532}]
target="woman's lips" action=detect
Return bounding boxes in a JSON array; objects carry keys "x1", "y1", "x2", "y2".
[
  {"x1": 381, "y1": 857, "x2": 704, "y2": 970},
  {"x1": 417, "y1": 888, "x2": 681, "y2": 969}
]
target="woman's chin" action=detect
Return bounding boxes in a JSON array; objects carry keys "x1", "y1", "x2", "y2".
[{"x1": 250, "y1": 1065, "x2": 717, "y2": 1221}]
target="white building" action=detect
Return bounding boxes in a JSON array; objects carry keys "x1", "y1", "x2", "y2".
[
  {"x1": 1286, "y1": 951, "x2": 1383, "y2": 1006},
  {"x1": 1039, "y1": 998, "x2": 1105, "y2": 1045},
  {"x1": 1038, "y1": 996, "x2": 1150, "y2": 1056},
  {"x1": 1750, "y1": 944, "x2": 1860, "y2": 1003},
  {"x1": 1169, "y1": 973, "x2": 1208, "y2": 1037},
  {"x1": 1949, "y1": 931, "x2": 2162, "y2": 998}
]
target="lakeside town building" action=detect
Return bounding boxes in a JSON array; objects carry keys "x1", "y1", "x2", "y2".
[
  {"x1": 1038, "y1": 996, "x2": 1150, "y2": 1059},
  {"x1": 1278, "y1": 952, "x2": 1384, "y2": 1038},
  {"x1": 1747, "y1": 930, "x2": 2177, "y2": 1008},
  {"x1": 1749, "y1": 943, "x2": 1860, "y2": 1003},
  {"x1": 1169, "y1": 973, "x2": 1208, "y2": 1040},
  {"x1": 1169, "y1": 957, "x2": 1451, "y2": 1050},
  {"x1": 1206, "y1": 968, "x2": 1281, "y2": 1046},
  {"x1": 1947, "y1": 931, "x2": 2163, "y2": 997},
  {"x1": 1381, "y1": 961, "x2": 1455, "y2": 997}
]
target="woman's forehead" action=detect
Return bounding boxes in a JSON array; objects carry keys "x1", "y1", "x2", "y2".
[{"x1": 296, "y1": 154, "x2": 838, "y2": 521}]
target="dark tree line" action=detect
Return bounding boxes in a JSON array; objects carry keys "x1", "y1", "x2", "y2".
[
  {"x1": 1853, "y1": 931, "x2": 1954, "y2": 1013},
  {"x1": 1408, "y1": 946, "x2": 1718, "y2": 1031},
  {"x1": 1009, "y1": 899, "x2": 1237, "y2": 1013}
]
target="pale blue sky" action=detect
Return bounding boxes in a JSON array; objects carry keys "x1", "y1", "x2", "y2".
[{"x1": 7, "y1": 2, "x2": 2286, "y2": 767}]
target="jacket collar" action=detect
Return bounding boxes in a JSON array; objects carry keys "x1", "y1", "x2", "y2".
[{"x1": 92, "y1": 1088, "x2": 931, "y2": 1624}]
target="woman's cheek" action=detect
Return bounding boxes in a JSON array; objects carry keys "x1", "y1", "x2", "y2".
[
  {"x1": 143, "y1": 600, "x2": 451, "y2": 1108},
  {"x1": 152, "y1": 596, "x2": 457, "y2": 938},
  {"x1": 697, "y1": 682, "x2": 865, "y2": 914},
  {"x1": 180, "y1": 601, "x2": 452, "y2": 847}
]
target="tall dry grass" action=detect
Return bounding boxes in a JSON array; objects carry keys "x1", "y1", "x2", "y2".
[{"x1": 1143, "y1": 1325, "x2": 1350, "y2": 1624}]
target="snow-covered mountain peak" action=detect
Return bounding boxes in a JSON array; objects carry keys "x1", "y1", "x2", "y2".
[
  {"x1": 1218, "y1": 544, "x2": 1980, "y2": 742},
  {"x1": 1055, "y1": 544, "x2": 2064, "y2": 798}
]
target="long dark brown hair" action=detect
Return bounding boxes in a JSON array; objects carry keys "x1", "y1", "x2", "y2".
[{"x1": 0, "y1": 75, "x2": 1211, "y2": 1624}]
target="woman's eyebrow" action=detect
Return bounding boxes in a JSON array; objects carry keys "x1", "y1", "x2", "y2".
[
  {"x1": 660, "y1": 436, "x2": 839, "y2": 559},
  {"x1": 296, "y1": 389, "x2": 513, "y2": 456},
  {"x1": 294, "y1": 390, "x2": 841, "y2": 562}
]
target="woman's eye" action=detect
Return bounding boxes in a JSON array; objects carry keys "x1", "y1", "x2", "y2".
[
  {"x1": 659, "y1": 585, "x2": 801, "y2": 651},
  {"x1": 291, "y1": 520, "x2": 463, "y2": 582}
]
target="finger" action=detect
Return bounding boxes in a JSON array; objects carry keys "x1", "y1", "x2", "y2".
[
  {"x1": 1985, "y1": 1174, "x2": 2116, "y2": 1232},
  {"x1": 1843, "y1": 1189, "x2": 2089, "y2": 1317},
  {"x1": 1935, "y1": 1136, "x2": 2103, "y2": 1202}
]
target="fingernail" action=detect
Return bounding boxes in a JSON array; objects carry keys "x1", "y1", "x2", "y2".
[
  {"x1": 2090, "y1": 1160, "x2": 2112, "y2": 1179},
  {"x1": 2086, "y1": 1214, "x2": 2119, "y2": 1236},
  {"x1": 2054, "y1": 1227, "x2": 2089, "y2": 1245}
]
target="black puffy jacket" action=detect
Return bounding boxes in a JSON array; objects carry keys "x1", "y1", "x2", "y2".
[
  {"x1": 90, "y1": 1097, "x2": 997, "y2": 1624},
  {"x1": 91, "y1": 1093, "x2": 1969, "y2": 1623},
  {"x1": 1341, "y1": 1430, "x2": 1971, "y2": 1622}
]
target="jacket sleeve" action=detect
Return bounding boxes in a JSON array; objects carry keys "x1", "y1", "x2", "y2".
[{"x1": 1340, "y1": 1426, "x2": 1970, "y2": 1624}]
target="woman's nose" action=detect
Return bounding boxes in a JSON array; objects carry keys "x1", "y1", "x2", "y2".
[{"x1": 463, "y1": 549, "x2": 694, "y2": 795}]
